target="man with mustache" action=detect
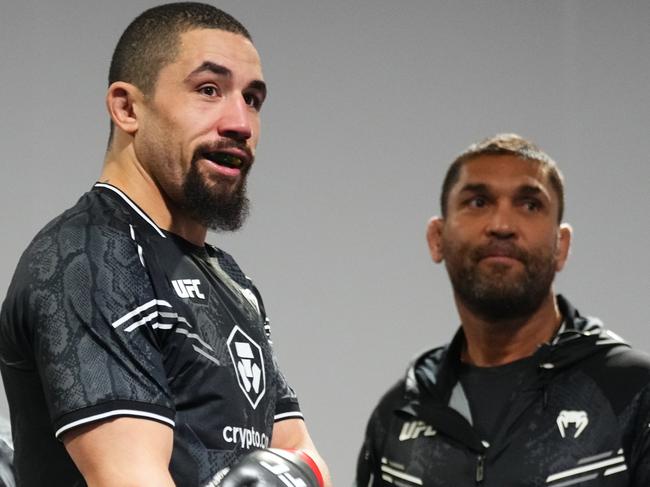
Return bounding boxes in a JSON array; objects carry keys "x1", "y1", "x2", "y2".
[
  {"x1": 355, "y1": 134, "x2": 650, "y2": 486},
  {"x1": 0, "y1": 3, "x2": 329, "y2": 487}
]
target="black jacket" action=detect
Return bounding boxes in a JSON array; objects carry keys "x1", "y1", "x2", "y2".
[{"x1": 356, "y1": 296, "x2": 650, "y2": 486}]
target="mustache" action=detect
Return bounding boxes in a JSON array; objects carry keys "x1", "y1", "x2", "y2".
[{"x1": 472, "y1": 241, "x2": 528, "y2": 262}]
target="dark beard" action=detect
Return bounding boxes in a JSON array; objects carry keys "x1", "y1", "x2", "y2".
[
  {"x1": 444, "y1": 239, "x2": 557, "y2": 322},
  {"x1": 180, "y1": 154, "x2": 250, "y2": 232}
]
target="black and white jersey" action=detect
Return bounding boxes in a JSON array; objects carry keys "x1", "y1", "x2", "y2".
[
  {"x1": 356, "y1": 296, "x2": 650, "y2": 487},
  {"x1": 0, "y1": 183, "x2": 302, "y2": 487}
]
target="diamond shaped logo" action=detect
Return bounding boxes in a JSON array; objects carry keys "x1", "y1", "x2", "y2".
[{"x1": 227, "y1": 326, "x2": 266, "y2": 408}]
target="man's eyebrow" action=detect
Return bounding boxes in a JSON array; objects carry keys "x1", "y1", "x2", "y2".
[
  {"x1": 247, "y1": 80, "x2": 267, "y2": 99},
  {"x1": 458, "y1": 183, "x2": 548, "y2": 197},
  {"x1": 184, "y1": 61, "x2": 232, "y2": 82},
  {"x1": 516, "y1": 185, "x2": 546, "y2": 197},
  {"x1": 458, "y1": 183, "x2": 490, "y2": 194},
  {"x1": 184, "y1": 61, "x2": 267, "y2": 96}
]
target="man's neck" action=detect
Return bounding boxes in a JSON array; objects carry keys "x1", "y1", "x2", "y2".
[
  {"x1": 100, "y1": 143, "x2": 207, "y2": 246},
  {"x1": 456, "y1": 292, "x2": 562, "y2": 367}
]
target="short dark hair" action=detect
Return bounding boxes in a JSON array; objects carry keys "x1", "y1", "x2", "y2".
[
  {"x1": 108, "y1": 2, "x2": 251, "y2": 141},
  {"x1": 440, "y1": 133, "x2": 565, "y2": 222}
]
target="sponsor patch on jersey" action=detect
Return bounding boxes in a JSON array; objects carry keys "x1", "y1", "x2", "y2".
[
  {"x1": 227, "y1": 325, "x2": 266, "y2": 408},
  {"x1": 399, "y1": 420, "x2": 436, "y2": 441},
  {"x1": 222, "y1": 424, "x2": 269, "y2": 449},
  {"x1": 556, "y1": 410, "x2": 589, "y2": 438},
  {"x1": 171, "y1": 278, "x2": 207, "y2": 303}
]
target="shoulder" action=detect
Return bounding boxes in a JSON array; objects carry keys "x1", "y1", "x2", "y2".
[
  {"x1": 374, "y1": 379, "x2": 407, "y2": 415},
  {"x1": 0, "y1": 190, "x2": 152, "y2": 360},
  {"x1": 362, "y1": 379, "x2": 405, "y2": 448},
  {"x1": 566, "y1": 315, "x2": 650, "y2": 383},
  {"x1": 570, "y1": 342, "x2": 650, "y2": 415},
  {"x1": 27, "y1": 189, "x2": 135, "y2": 253},
  {"x1": 557, "y1": 297, "x2": 650, "y2": 396},
  {"x1": 5, "y1": 190, "x2": 150, "y2": 320},
  {"x1": 585, "y1": 344, "x2": 650, "y2": 386},
  {"x1": 24, "y1": 193, "x2": 137, "y2": 273},
  {"x1": 601, "y1": 344, "x2": 650, "y2": 370},
  {"x1": 369, "y1": 343, "x2": 450, "y2": 419},
  {"x1": 206, "y1": 245, "x2": 250, "y2": 287},
  {"x1": 414, "y1": 344, "x2": 450, "y2": 375}
]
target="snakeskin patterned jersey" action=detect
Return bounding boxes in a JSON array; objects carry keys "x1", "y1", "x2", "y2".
[{"x1": 0, "y1": 183, "x2": 302, "y2": 486}]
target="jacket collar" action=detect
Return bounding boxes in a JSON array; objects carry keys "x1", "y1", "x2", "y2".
[{"x1": 401, "y1": 294, "x2": 627, "y2": 408}]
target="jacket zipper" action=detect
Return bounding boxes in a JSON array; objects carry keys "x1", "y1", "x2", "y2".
[{"x1": 476, "y1": 454, "x2": 485, "y2": 484}]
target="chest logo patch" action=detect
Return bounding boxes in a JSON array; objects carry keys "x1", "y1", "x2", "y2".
[
  {"x1": 171, "y1": 278, "x2": 206, "y2": 300},
  {"x1": 556, "y1": 410, "x2": 589, "y2": 438},
  {"x1": 399, "y1": 420, "x2": 436, "y2": 441},
  {"x1": 227, "y1": 326, "x2": 266, "y2": 409}
]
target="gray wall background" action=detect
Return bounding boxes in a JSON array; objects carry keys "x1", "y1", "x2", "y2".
[{"x1": 1, "y1": 0, "x2": 648, "y2": 482}]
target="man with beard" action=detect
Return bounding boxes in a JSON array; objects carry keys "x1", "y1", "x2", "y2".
[
  {"x1": 355, "y1": 134, "x2": 650, "y2": 486},
  {"x1": 0, "y1": 3, "x2": 329, "y2": 487}
]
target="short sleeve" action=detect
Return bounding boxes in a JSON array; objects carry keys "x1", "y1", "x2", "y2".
[
  {"x1": 271, "y1": 355, "x2": 303, "y2": 422},
  {"x1": 13, "y1": 218, "x2": 176, "y2": 438}
]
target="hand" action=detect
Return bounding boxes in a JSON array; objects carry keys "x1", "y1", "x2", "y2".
[{"x1": 216, "y1": 449, "x2": 323, "y2": 487}]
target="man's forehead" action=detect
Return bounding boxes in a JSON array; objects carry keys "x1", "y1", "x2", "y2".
[
  {"x1": 456, "y1": 155, "x2": 549, "y2": 191},
  {"x1": 176, "y1": 28, "x2": 263, "y2": 76}
]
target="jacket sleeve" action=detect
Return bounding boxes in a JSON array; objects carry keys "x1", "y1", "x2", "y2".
[
  {"x1": 355, "y1": 408, "x2": 382, "y2": 487},
  {"x1": 356, "y1": 379, "x2": 405, "y2": 487},
  {"x1": 629, "y1": 385, "x2": 650, "y2": 485}
]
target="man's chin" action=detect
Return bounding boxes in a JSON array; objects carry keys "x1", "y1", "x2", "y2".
[
  {"x1": 474, "y1": 266, "x2": 525, "y2": 287},
  {"x1": 181, "y1": 178, "x2": 249, "y2": 232},
  {"x1": 204, "y1": 173, "x2": 243, "y2": 192}
]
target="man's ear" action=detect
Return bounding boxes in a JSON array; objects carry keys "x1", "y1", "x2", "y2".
[
  {"x1": 106, "y1": 81, "x2": 143, "y2": 135},
  {"x1": 426, "y1": 217, "x2": 445, "y2": 263},
  {"x1": 555, "y1": 223, "x2": 573, "y2": 272}
]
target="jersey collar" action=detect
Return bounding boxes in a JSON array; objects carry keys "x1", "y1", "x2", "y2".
[{"x1": 93, "y1": 182, "x2": 166, "y2": 238}]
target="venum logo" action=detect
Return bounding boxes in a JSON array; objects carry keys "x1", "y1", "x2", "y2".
[
  {"x1": 171, "y1": 279, "x2": 205, "y2": 300},
  {"x1": 399, "y1": 420, "x2": 436, "y2": 441},
  {"x1": 227, "y1": 326, "x2": 266, "y2": 408},
  {"x1": 556, "y1": 410, "x2": 589, "y2": 438}
]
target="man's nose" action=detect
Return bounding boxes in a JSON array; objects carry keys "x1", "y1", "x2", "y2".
[
  {"x1": 217, "y1": 95, "x2": 253, "y2": 141},
  {"x1": 485, "y1": 203, "x2": 517, "y2": 239}
]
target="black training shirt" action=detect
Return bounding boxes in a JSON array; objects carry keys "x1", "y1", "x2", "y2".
[{"x1": 0, "y1": 183, "x2": 302, "y2": 486}]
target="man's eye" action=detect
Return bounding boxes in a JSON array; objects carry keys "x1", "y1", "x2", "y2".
[
  {"x1": 468, "y1": 197, "x2": 487, "y2": 208},
  {"x1": 523, "y1": 200, "x2": 541, "y2": 211},
  {"x1": 198, "y1": 85, "x2": 219, "y2": 97},
  {"x1": 243, "y1": 93, "x2": 262, "y2": 111}
]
